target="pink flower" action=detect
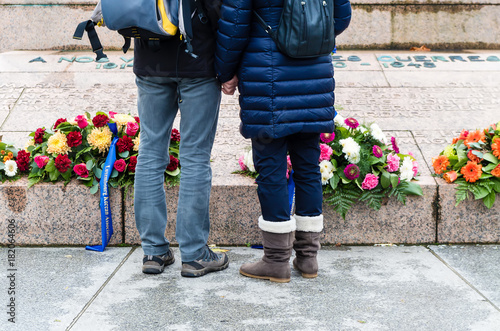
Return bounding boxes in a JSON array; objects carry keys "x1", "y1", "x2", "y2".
[
  {"x1": 73, "y1": 163, "x2": 89, "y2": 178},
  {"x1": 114, "y1": 159, "x2": 126, "y2": 172},
  {"x1": 238, "y1": 155, "x2": 247, "y2": 171},
  {"x1": 34, "y1": 155, "x2": 49, "y2": 168},
  {"x1": 109, "y1": 111, "x2": 117, "y2": 118},
  {"x1": 286, "y1": 155, "x2": 293, "y2": 179},
  {"x1": 319, "y1": 144, "x2": 333, "y2": 161},
  {"x1": 345, "y1": 117, "x2": 359, "y2": 129},
  {"x1": 361, "y1": 173, "x2": 379, "y2": 190},
  {"x1": 391, "y1": 136, "x2": 400, "y2": 154},
  {"x1": 386, "y1": 153, "x2": 400, "y2": 172},
  {"x1": 344, "y1": 164, "x2": 360, "y2": 180},
  {"x1": 126, "y1": 122, "x2": 139, "y2": 136},
  {"x1": 320, "y1": 132, "x2": 335, "y2": 143},
  {"x1": 372, "y1": 145, "x2": 383, "y2": 158},
  {"x1": 75, "y1": 115, "x2": 88, "y2": 129},
  {"x1": 412, "y1": 160, "x2": 419, "y2": 177}
]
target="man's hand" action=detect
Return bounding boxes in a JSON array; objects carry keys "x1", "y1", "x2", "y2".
[{"x1": 221, "y1": 75, "x2": 238, "y2": 95}]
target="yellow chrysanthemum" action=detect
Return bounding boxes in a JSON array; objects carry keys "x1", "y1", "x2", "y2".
[
  {"x1": 24, "y1": 139, "x2": 35, "y2": 152},
  {"x1": 133, "y1": 133, "x2": 140, "y2": 152},
  {"x1": 46, "y1": 131, "x2": 71, "y2": 155},
  {"x1": 88, "y1": 126, "x2": 112, "y2": 154},
  {"x1": 113, "y1": 114, "x2": 136, "y2": 128}
]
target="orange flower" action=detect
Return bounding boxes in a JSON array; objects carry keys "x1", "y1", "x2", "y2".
[
  {"x1": 7, "y1": 152, "x2": 13, "y2": 158},
  {"x1": 443, "y1": 170, "x2": 458, "y2": 183},
  {"x1": 464, "y1": 130, "x2": 486, "y2": 148},
  {"x1": 492, "y1": 138, "x2": 500, "y2": 159},
  {"x1": 432, "y1": 155, "x2": 450, "y2": 175},
  {"x1": 0, "y1": 150, "x2": 4, "y2": 155},
  {"x1": 3, "y1": 155, "x2": 10, "y2": 162},
  {"x1": 452, "y1": 129, "x2": 469, "y2": 144},
  {"x1": 467, "y1": 150, "x2": 482, "y2": 163},
  {"x1": 492, "y1": 164, "x2": 500, "y2": 178},
  {"x1": 460, "y1": 161, "x2": 482, "y2": 183}
]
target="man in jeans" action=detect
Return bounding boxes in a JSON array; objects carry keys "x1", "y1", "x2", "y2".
[{"x1": 133, "y1": 0, "x2": 229, "y2": 277}]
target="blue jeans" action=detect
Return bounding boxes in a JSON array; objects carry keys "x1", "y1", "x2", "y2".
[
  {"x1": 134, "y1": 75, "x2": 221, "y2": 262},
  {"x1": 251, "y1": 133, "x2": 323, "y2": 222}
]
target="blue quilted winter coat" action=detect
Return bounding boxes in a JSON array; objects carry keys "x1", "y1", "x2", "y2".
[{"x1": 215, "y1": 0, "x2": 352, "y2": 139}]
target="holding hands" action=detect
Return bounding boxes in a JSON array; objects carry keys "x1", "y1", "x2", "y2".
[{"x1": 221, "y1": 75, "x2": 238, "y2": 95}]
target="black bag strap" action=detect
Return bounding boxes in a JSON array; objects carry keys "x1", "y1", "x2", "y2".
[
  {"x1": 73, "y1": 20, "x2": 108, "y2": 61},
  {"x1": 253, "y1": 11, "x2": 278, "y2": 42},
  {"x1": 194, "y1": 0, "x2": 208, "y2": 24}
]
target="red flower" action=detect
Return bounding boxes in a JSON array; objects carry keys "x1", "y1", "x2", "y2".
[
  {"x1": 73, "y1": 163, "x2": 89, "y2": 178},
  {"x1": 171, "y1": 128, "x2": 180, "y2": 142},
  {"x1": 116, "y1": 136, "x2": 134, "y2": 153},
  {"x1": 34, "y1": 128, "x2": 45, "y2": 144},
  {"x1": 55, "y1": 154, "x2": 71, "y2": 173},
  {"x1": 92, "y1": 114, "x2": 110, "y2": 128},
  {"x1": 113, "y1": 159, "x2": 126, "y2": 172},
  {"x1": 167, "y1": 155, "x2": 179, "y2": 171},
  {"x1": 128, "y1": 155, "x2": 137, "y2": 173},
  {"x1": 16, "y1": 150, "x2": 30, "y2": 172},
  {"x1": 66, "y1": 131, "x2": 83, "y2": 148},
  {"x1": 134, "y1": 116, "x2": 140, "y2": 123},
  {"x1": 53, "y1": 118, "x2": 68, "y2": 130}
]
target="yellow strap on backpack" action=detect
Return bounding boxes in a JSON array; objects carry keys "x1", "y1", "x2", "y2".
[{"x1": 158, "y1": 0, "x2": 178, "y2": 35}]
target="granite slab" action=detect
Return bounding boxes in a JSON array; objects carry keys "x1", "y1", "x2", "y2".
[
  {"x1": 429, "y1": 245, "x2": 500, "y2": 308},
  {"x1": 436, "y1": 178, "x2": 500, "y2": 244},
  {"x1": 0, "y1": 247, "x2": 132, "y2": 330},
  {"x1": 0, "y1": 178, "x2": 123, "y2": 245},
  {"x1": 70, "y1": 246, "x2": 500, "y2": 330}
]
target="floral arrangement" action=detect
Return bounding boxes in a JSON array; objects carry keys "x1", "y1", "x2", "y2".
[
  {"x1": 432, "y1": 122, "x2": 500, "y2": 209},
  {"x1": 16, "y1": 111, "x2": 181, "y2": 192},
  {"x1": 0, "y1": 141, "x2": 26, "y2": 182},
  {"x1": 238, "y1": 114, "x2": 423, "y2": 218}
]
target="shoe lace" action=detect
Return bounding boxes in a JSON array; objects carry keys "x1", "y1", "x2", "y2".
[{"x1": 204, "y1": 247, "x2": 220, "y2": 261}]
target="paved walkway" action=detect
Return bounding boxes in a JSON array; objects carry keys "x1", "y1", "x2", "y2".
[{"x1": 0, "y1": 50, "x2": 499, "y2": 330}]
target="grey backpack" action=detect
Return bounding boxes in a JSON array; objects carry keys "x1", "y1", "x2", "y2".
[{"x1": 254, "y1": 0, "x2": 335, "y2": 58}]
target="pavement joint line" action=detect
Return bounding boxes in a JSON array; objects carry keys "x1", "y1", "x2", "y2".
[
  {"x1": 1, "y1": 87, "x2": 25, "y2": 131},
  {"x1": 66, "y1": 246, "x2": 137, "y2": 331},
  {"x1": 426, "y1": 246, "x2": 500, "y2": 313}
]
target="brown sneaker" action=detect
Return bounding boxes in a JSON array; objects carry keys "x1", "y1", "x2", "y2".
[{"x1": 142, "y1": 248, "x2": 175, "y2": 274}]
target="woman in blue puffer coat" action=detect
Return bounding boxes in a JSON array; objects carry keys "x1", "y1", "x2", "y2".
[{"x1": 216, "y1": 0, "x2": 351, "y2": 282}]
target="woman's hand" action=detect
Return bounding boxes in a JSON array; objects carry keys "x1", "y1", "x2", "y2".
[{"x1": 221, "y1": 75, "x2": 238, "y2": 95}]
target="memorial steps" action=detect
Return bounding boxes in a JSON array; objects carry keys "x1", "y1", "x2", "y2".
[{"x1": 0, "y1": 49, "x2": 499, "y2": 245}]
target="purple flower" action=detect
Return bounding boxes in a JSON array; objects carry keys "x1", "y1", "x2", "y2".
[
  {"x1": 372, "y1": 145, "x2": 383, "y2": 158},
  {"x1": 320, "y1": 132, "x2": 335, "y2": 143},
  {"x1": 391, "y1": 136, "x2": 400, "y2": 154},
  {"x1": 345, "y1": 117, "x2": 359, "y2": 129},
  {"x1": 344, "y1": 164, "x2": 360, "y2": 180}
]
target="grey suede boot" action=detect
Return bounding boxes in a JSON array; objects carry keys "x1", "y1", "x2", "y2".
[
  {"x1": 292, "y1": 214, "x2": 323, "y2": 278},
  {"x1": 239, "y1": 217, "x2": 296, "y2": 283}
]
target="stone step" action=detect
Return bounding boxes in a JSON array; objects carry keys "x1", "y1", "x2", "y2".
[{"x1": 1, "y1": 0, "x2": 500, "y2": 51}]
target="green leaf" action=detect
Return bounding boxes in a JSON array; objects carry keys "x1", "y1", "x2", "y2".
[
  {"x1": 493, "y1": 179, "x2": 500, "y2": 193},
  {"x1": 166, "y1": 168, "x2": 180, "y2": 177},
  {"x1": 90, "y1": 184, "x2": 99, "y2": 195},
  {"x1": 471, "y1": 150, "x2": 483, "y2": 159},
  {"x1": 483, "y1": 163, "x2": 498, "y2": 172},
  {"x1": 27, "y1": 145, "x2": 35, "y2": 152},
  {"x1": 390, "y1": 174, "x2": 399, "y2": 188},
  {"x1": 49, "y1": 169, "x2": 60, "y2": 181},
  {"x1": 474, "y1": 186, "x2": 491, "y2": 200},
  {"x1": 381, "y1": 171, "x2": 390, "y2": 189},
  {"x1": 119, "y1": 151, "x2": 129, "y2": 158},
  {"x1": 86, "y1": 159, "x2": 94, "y2": 170},
  {"x1": 61, "y1": 170, "x2": 71, "y2": 181},
  {"x1": 483, "y1": 191, "x2": 496, "y2": 209},
  {"x1": 111, "y1": 169, "x2": 119, "y2": 178},
  {"x1": 27, "y1": 176, "x2": 42, "y2": 188},
  {"x1": 45, "y1": 159, "x2": 56, "y2": 172},
  {"x1": 0, "y1": 163, "x2": 4, "y2": 170},
  {"x1": 330, "y1": 174, "x2": 340, "y2": 190},
  {"x1": 469, "y1": 142, "x2": 484, "y2": 149},
  {"x1": 95, "y1": 167, "x2": 102, "y2": 179},
  {"x1": 483, "y1": 152, "x2": 499, "y2": 164},
  {"x1": 400, "y1": 181, "x2": 423, "y2": 196},
  {"x1": 85, "y1": 111, "x2": 92, "y2": 120},
  {"x1": 457, "y1": 148, "x2": 467, "y2": 164}
]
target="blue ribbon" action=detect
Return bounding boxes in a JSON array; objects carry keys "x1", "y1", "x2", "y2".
[
  {"x1": 288, "y1": 170, "x2": 296, "y2": 216},
  {"x1": 86, "y1": 123, "x2": 119, "y2": 252}
]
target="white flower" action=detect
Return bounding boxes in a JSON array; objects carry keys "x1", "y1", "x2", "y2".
[
  {"x1": 339, "y1": 137, "x2": 361, "y2": 164},
  {"x1": 334, "y1": 114, "x2": 346, "y2": 128},
  {"x1": 4, "y1": 160, "x2": 18, "y2": 177},
  {"x1": 399, "y1": 156, "x2": 414, "y2": 182},
  {"x1": 319, "y1": 160, "x2": 334, "y2": 185},
  {"x1": 358, "y1": 125, "x2": 368, "y2": 134},
  {"x1": 370, "y1": 123, "x2": 387, "y2": 144},
  {"x1": 243, "y1": 149, "x2": 255, "y2": 173}
]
